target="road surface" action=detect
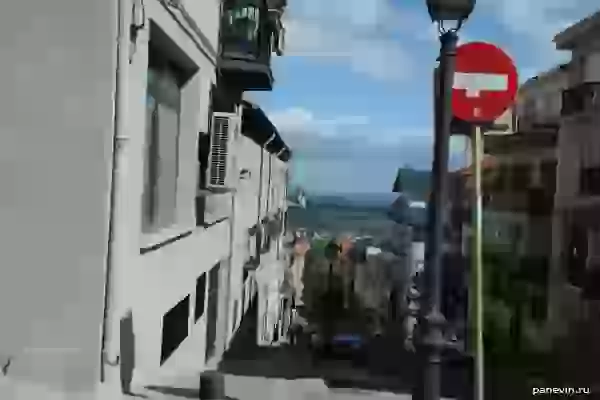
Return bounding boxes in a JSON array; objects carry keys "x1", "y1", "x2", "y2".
[{"x1": 141, "y1": 304, "x2": 464, "y2": 400}]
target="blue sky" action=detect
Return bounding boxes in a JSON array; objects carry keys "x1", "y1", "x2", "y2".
[{"x1": 254, "y1": 0, "x2": 596, "y2": 194}]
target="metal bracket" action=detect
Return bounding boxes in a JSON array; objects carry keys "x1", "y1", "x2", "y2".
[{"x1": 1, "y1": 357, "x2": 12, "y2": 376}]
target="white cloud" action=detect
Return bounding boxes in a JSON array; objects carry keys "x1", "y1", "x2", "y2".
[
  {"x1": 268, "y1": 107, "x2": 315, "y2": 133},
  {"x1": 270, "y1": 106, "x2": 437, "y2": 150},
  {"x1": 273, "y1": 106, "x2": 470, "y2": 193},
  {"x1": 269, "y1": 107, "x2": 369, "y2": 138},
  {"x1": 283, "y1": 0, "x2": 491, "y2": 82},
  {"x1": 283, "y1": 0, "x2": 425, "y2": 82},
  {"x1": 479, "y1": 0, "x2": 595, "y2": 72},
  {"x1": 269, "y1": 106, "x2": 467, "y2": 175}
]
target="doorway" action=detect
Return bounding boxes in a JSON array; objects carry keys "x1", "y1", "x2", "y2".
[{"x1": 205, "y1": 262, "x2": 221, "y2": 360}]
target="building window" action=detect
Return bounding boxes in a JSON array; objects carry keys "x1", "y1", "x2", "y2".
[
  {"x1": 195, "y1": 273, "x2": 207, "y2": 321},
  {"x1": 195, "y1": 133, "x2": 210, "y2": 227},
  {"x1": 160, "y1": 295, "x2": 190, "y2": 365},
  {"x1": 205, "y1": 263, "x2": 220, "y2": 360},
  {"x1": 198, "y1": 87, "x2": 216, "y2": 192},
  {"x1": 523, "y1": 98, "x2": 537, "y2": 119},
  {"x1": 580, "y1": 166, "x2": 600, "y2": 196},
  {"x1": 241, "y1": 269, "x2": 249, "y2": 312},
  {"x1": 530, "y1": 289, "x2": 548, "y2": 322},
  {"x1": 142, "y1": 30, "x2": 195, "y2": 233},
  {"x1": 550, "y1": 92, "x2": 562, "y2": 117},
  {"x1": 577, "y1": 54, "x2": 587, "y2": 82},
  {"x1": 540, "y1": 160, "x2": 557, "y2": 194},
  {"x1": 588, "y1": 167, "x2": 600, "y2": 196},
  {"x1": 511, "y1": 164, "x2": 530, "y2": 192},
  {"x1": 490, "y1": 165, "x2": 506, "y2": 192},
  {"x1": 232, "y1": 299, "x2": 239, "y2": 333}
]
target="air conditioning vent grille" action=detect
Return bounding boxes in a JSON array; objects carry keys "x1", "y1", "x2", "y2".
[{"x1": 209, "y1": 116, "x2": 230, "y2": 187}]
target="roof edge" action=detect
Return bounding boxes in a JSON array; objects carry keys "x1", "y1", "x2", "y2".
[{"x1": 554, "y1": 10, "x2": 600, "y2": 50}]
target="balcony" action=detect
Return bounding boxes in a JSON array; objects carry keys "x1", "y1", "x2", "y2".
[
  {"x1": 516, "y1": 115, "x2": 560, "y2": 135},
  {"x1": 259, "y1": 217, "x2": 272, "y2": 254},
  {"x1": 218, "y1": 0, "x2": 285, "y2": 91},
  {"x1": 484, "y1": 130, "x2": 558, "y2": 155},
  {"x1": 561, "y1": 81, "x2": 600, "y2": 117},
  {"x1": 244, "y1": 224, "x2": 262, "y2": 270},
  {"x1": 485, "y1": 191, "x2": 529, "y2": 213}
]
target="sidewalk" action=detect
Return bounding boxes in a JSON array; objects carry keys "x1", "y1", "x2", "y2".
[
  {"x1": 217, "y1": 305, "x2": 330, "y2": 400},
  {"x1": 136, "y1": 305, "x2": 465, "y2": 399}
]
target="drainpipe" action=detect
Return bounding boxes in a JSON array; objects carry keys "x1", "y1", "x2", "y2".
[
  {"x1": 254, "y1": 134, "x2": 276, "y2": 342},
  {"x1": 221, "y1": 180, "x2": 236, "y2": 354},
  {"x1": 100, "y1": 0, "x2": 133, "y2": 383},
  {"x1": 254, "y1": 143, "x2": 265, "y2": 341},
  {"x1": 222, "y1": 105, "x2": 242, "y2": 353},
  {"x1": 266, "y1": 156, "x2": 272, "y2": 216},
  {"x1": 256, "y1": 133, "x2": 276, "y2": 235}
]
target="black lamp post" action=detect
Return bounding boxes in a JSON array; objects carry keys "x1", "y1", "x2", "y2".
[
  {"x1": 324, "y1": 241, "x2": 341, "y2": 338},
  {"x1": 418, "y1": 1, "x2": 475, "y2": 400}
]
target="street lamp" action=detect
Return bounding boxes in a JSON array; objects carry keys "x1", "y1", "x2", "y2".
[
  {"x1": 418, "y1": 1, "x2": 475, "y2": 400},
  {"x1": 324, "y1": 241, "x2": 341, "y2": 339},
  {"x1": 426, "y1": 0, "x2": 475, "y2": 26}
]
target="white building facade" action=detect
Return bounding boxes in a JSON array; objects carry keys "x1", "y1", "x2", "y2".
[
  {"x1": 0, "y1": 0, "x2": 290, "y2": 398},
  {"x1": 549, "y1": 10, "x2": 600, "y2": 341}
]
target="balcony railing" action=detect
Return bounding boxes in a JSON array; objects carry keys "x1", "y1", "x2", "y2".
[
  {"x1": 220, "y1": 2, "x2": 270, "y2": 62},
  {"x1": 219, "y1": 0, "x2": 282, "y2": 90},
  {"x1": 484, "y1": 130, "x2": 558, "y2": 156},
  {"x1": 561, "y1": 81, "x2": 600, "y2": 117}
]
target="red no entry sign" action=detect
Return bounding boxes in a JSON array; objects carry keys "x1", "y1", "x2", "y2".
[{"x1": 452, "y1": 42, "x2": 518, "y2": 123}]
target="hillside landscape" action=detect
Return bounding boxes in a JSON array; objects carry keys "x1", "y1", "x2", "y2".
[{"x1": 287, "y1": 168, "x2": 430, "y2": 236}]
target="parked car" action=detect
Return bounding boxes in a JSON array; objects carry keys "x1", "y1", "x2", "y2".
[{"x1": 309, "y1": 317, "x2": 377, "y2": 366}]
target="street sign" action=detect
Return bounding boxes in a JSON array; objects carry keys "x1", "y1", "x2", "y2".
[{"x1": 452, "y1": 42, "x2": 518, "y2": 124}]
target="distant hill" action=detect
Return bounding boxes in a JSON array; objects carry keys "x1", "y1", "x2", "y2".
[
  {"x1": 308, "y1": 193, "x2": 396, "y2": 210},
  {"x1": 287, "y1": 205, "x2": 391, "y2": 237},
  {"x1": 288, "y1": 168, "x2": 430, "y2": 208}
]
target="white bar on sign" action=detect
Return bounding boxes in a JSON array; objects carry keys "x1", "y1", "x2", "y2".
[{"x1": 453, "y1": 72, "x2": 508, "y2": 97}]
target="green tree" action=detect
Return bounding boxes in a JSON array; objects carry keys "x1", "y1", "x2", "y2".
[
  {"x1": 482, "y1": 242, "x2": 532, "y2": 360},
  {"x1": 302, "y1": 242, "x2": 365, "y2": 332}
]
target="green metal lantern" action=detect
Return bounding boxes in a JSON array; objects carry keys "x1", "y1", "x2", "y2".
[{"x1": 426, "y1": 0, "x2": 475, "y2": 22}]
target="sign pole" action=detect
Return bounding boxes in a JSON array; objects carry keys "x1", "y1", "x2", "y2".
[
  {"x1": 470, "y1": 125, "x2": 485, "y2": 400},
  {"x1": 451, "y1": 39, "x2": 517, "y2": 400}
]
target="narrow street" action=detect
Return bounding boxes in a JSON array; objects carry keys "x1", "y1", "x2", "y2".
[
  {"x1": 216, "y1": 305, "x2": 416, "y2": 400},
  {"x1": 203, "y1": 303, "x2": 467, "y2": 400}
]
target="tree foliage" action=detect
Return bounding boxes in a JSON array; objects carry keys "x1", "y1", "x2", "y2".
[
  {"x1": 481, "y1": 241, "x2": 537, "y2": 361},
  {"x1": 302, "y1": 245, "x2": 369, "y2": 329}
]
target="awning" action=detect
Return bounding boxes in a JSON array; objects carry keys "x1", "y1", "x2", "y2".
[{"x1": 241, "y1": 100, "x2": 292, "y2": 162}]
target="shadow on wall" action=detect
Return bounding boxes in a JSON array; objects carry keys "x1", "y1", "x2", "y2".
[
  {"x1": 146, "y1": 385, "x2": 239, "y2": 399},
  {"x1": 119, "y1": 310, "x2": 147, "y2": 397}
]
